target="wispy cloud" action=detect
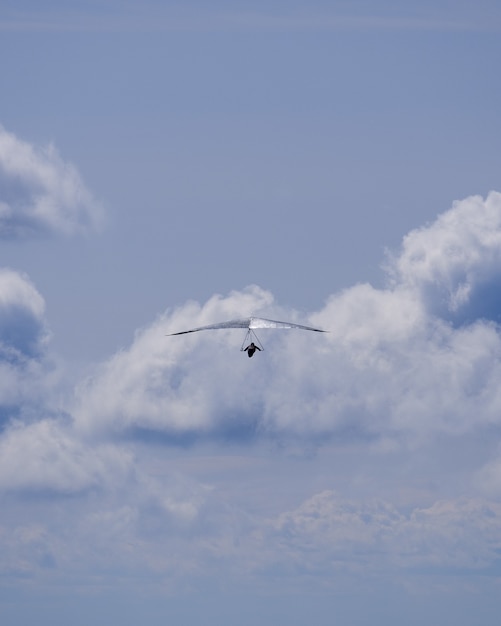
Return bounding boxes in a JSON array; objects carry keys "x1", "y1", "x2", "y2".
[
  {"x1": 0, "y1": 126, "x2": 104, "y2": 239},
  {"x1": 265, "y1": 491, "x2": 501, "y2": 574},
  {"x1": 1, "y1": 2, "x2": 500, "y2": 34}
]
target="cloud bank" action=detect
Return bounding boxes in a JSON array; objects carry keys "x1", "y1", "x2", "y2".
[
  {"x1": 2, "y1": 188, "x2": 501, "y2": 596},
  {"x1": 0, "y1": 125, "x2": 103, "y2": 238},
  {"x1": 69, "y1": 192, "x2": 501, "y2": 448}
]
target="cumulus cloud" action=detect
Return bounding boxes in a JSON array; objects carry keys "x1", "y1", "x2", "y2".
[
  {"x1": 70, "y1": 192, "x2": 501, "y2": 448},
  {"x1": 0, "y1": 267, "x2": 48, "y2": 360},
  {"x1": 0, "y1": 268, "x2": 55, "y2": 429},
  {"x1": 73, "y1": 285, "x2": 278, "y2": 437},
  {"x1": 0, "y1": 418, "x2": 132, "y2": 494},
  {"x1": 386, "y1": 191, "x2": 501, "y2": 322},
  {"x1": 0, "y1": 125, "x2": 103, "y2": 238}
]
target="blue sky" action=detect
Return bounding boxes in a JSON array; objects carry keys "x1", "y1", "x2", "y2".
[{"x1": 1, "y1": 2, "x2": 501, "y2": 625}]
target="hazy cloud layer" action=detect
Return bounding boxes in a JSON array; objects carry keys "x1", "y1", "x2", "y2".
[
  {"x1": 2, "y1": 480, "x2": 501, "y2": 588},
  {"x1": 0, "y1": 125, "x2": 103, "y2": 238},
  {"x1": 2, "y1": 191, "x2": 501, "y2": 595}
]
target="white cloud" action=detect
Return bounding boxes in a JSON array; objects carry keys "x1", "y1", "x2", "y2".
[
  {"x1": 70, "y1": 192, "x2": 501, "y2": 447},
  {"x1": 0, "y1": 418, "x2": 132, "y2": 494},
  {"x1": 0, "y1": 268, "x2": 54, "y2": 422},
  {"x1": 73, "y1": 285, "x2": 277, "y2": 437},
  {"x1": 0, "y1": 125, "x2": 104, "y2": 238},
  {"x1": 0, "y1": 267, "x2": 48, "y2": 359},
  {"x1": 385, "y1": 191, "x2": 501, "y2": 321}
]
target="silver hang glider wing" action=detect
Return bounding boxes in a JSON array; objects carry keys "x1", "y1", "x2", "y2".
[{"x1": 167, "y1": 316, "x2": 326, "y2": 336}]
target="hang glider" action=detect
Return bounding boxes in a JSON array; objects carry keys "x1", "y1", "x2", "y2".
[
  {"x1": 167, "y1": 317, "x2": 325, "y2": 335},
  {"x1": 167, "y1": 316, "x2": 326, "y2": 357}
]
